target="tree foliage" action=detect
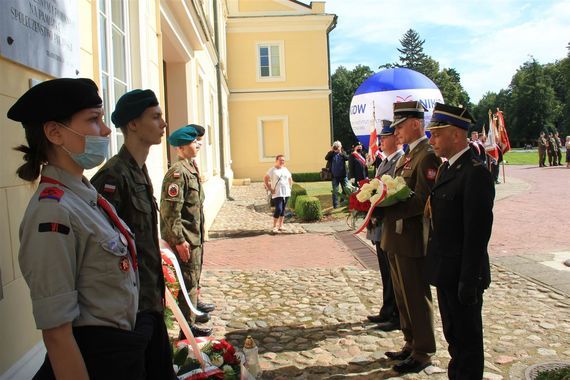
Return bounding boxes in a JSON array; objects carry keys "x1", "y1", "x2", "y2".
[{"x1": 331, "y1": 65, "x2": 374, "y2": 149}]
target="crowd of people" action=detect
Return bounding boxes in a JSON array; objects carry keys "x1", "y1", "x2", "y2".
[
  {"x1": 9, "y1": 78, "x2": 214, "y2": 379},
  {"x1": 537, "y1": 131, "x2": 570, "y2": 168}
]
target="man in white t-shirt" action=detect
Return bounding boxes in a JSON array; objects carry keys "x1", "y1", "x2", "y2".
[{"x1": 263, "y1": 154, "x2": 293, "y2": 233}]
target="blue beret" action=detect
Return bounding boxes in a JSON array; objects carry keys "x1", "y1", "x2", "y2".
[
  {"x1": 168, "y1": 125, "x2": 198, "y2": 147},
  {"x1": 111, "y1": 89, "x2": 158, "y2": 127},
  {"x1": 7, "y1": 78, "x2": 102, "y2": 124},
  {"x1": 427, "y1": 102, "x2": 474, "y2": 131},
  {"x1": 379, "y1": 119, "x2": 395, "y2": 136}
]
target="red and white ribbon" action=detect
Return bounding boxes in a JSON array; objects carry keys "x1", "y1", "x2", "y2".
[{"x1": 353, "y1": 181, "x2": 388, "y2": 235}]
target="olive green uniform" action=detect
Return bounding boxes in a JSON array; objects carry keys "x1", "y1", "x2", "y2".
[
  {"x1": 91, "y1": 146, "x2": 164, "y2": 312},
  {"x1": 160, "y1": 158, "x2": 205, "y2": 324},
  {"x1": 537, "y1": 135, "x2": 547, "y2": 167}
]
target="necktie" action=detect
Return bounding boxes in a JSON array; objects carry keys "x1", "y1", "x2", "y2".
[
  {"x1": 97, "y1": 195, "x2": 138, "y2": 271},
  {"x1": 437, "y1": 161, "x2": 450, "y2": 182}
]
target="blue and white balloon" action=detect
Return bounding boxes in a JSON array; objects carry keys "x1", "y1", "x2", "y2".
[{"x1": 349, "y1": 68, "x2": 444, "y2": 148}]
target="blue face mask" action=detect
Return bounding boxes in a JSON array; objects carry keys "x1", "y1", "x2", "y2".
[{"x1": 61, "y1": 126, "x2": 110, "y2": 169}]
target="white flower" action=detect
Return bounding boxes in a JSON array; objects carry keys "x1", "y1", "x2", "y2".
[
  {"x1": 210, "y1": 353, "x2": 224, "y2": 367},
  {"x1": 370, "y1": 193, "x2": 383, "y2": 205},
  {"x1": 356, "y1": 188, "x2": 372, "y2": 202}
]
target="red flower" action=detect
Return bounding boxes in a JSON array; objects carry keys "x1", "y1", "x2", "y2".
[
  {"x1": 162, "y1": 266, "x2": 176, "y2": 284},
  {"x1": 349, "y1": 192, "x2": 371, "y2": 212}
]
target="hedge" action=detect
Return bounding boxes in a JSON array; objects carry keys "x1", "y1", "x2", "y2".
[
  {"x1": 294, "y1": 195, "x2": 322, "y2": 221},
  {"x1": 292, "y1": 172, "x2": 322, "y2": 182},
  {"x1": 289, "y1": 183, "x2": 307, "y2": 209}
]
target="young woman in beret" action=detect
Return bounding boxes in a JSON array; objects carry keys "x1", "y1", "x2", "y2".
[{"x1": 8, "y1": 78, "x2": 144, "y2": 380}]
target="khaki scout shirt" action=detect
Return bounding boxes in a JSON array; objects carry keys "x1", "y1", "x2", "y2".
[
  {"x1": 19, "y1": 165, "x2": 138, "y2": 331},
  {"x1": 160, "y1": 159, "x2": 205, "y2": 248},
  {"x1": 91, "y1": 146, "x2": 164, "y2": 313}
]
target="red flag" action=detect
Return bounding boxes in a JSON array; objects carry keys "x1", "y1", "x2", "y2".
[
  {"x1": 495, "y1": 109, "x2": 511, "y2": 154},
  {"x1": 484, "y1": 110, "x2": 499, "y2": 161},
  {"x1": 368, "y1": 102, "x2": 379, "y2": 159}
]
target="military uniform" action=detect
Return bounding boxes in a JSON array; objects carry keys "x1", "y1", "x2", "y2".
[
  {"x1": 547, "y1": 134, "x2": 558, "y2": 166},
  {"x1": 20, "y1": 165, "x2": 145, "y2": 379},
  {"x1": 381, "y1": 137, "x2": 440, "y2": 363},
  {"x1": 426, "y1": 150, "x2": 494, "y2": 379},
  {"x1": 537, "y1": 134, "x2": 547, "y2": 167},
  {"x1": 160, "y1": 158, "x2": 205, "y2": 325}
]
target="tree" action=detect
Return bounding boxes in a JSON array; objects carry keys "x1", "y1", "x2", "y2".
[
  {"x1": 331, "y1": 65, "x2": 374, "y2": 149},
  {"x1": 396, "y1": 29, "x2": 428, "y2": 72},
  {"x1": 435, "y1": 68, "x2": 470, "y2": 107}
]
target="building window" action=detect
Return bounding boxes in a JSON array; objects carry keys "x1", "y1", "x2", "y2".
[
  {"x1": 98, "y1": 0, "x2": 130, "y2": 154},
  {"x1": 257, "y1": 116, "x2": 289, "y2": 162},
  {"x1": 256, "y1": 42, "x2": 284, "y2": 81}
]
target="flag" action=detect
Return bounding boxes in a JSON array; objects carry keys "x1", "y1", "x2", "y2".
[
  {"x1": 484, "y1": 110, "x2": 499, "y2": 161},
  {"x1": 368, "y1": 101, "x2": 379, "y2": 160},
  {"x1": 495, "y1": 109, "x2": 511, "y2": 154}
]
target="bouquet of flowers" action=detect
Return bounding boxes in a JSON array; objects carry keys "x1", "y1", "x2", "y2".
[
  {"x1": 173, "y1": 338, "x2": 245, "y2": 380},
  {"x1": 351, "y1": 175, "x2": 412, "y2": 233}
]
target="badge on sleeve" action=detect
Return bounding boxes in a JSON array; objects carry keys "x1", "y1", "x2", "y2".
[
  {"x1": 38, "y1": 223, "x2": 70, "y2": 235},
  {"x1": 39, "y1": 187, "x2": 64, "y2": 202},
  {"x1": 103, "y1": 184, "x2": 116, "y2": 193},
  {"x1": 426, "y1": 168, "x2": 437, "y2": 180},
  {"x1": 167, "y1": 183, "x2": 179, "y2": 197},
  {"x1": 173, "y1": 172, "x2": 181, "y2": 179},
  {"x1": 119, "y1": 256, "x2": 130, "y2": 272}
]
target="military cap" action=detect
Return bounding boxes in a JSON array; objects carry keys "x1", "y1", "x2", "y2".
[
  {"x1": 191, "y1": 124, "x2": 205, "y2": 137},
  {"x1": 379, "y1": 119, "x2": 395, "y2": 136},
  {"x1": 168, "y1": 125, "x2": 198, "y2": 147},
  {"x1": 390, "y1": 101, "x2": 426, "y2": 128},
  {"x1": 7, "y1": 78, "x2": 102, "y2": 124},
  {"x1": 111, "y1": 89, "x2": 158, "y2": 127},
  {"x1": 427, "y1": 102, "x2": 474, "y2": 131}
]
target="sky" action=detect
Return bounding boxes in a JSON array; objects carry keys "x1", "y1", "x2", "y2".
[{"x1": 324, "y1": 0, "x2": 570, "y2": 103}]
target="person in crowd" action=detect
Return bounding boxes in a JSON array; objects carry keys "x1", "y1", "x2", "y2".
[
  {"x1": 160, "y1": 125, "x2": 213, "y2": 338},
  {"x1": 325, "y1": 141, "x2": 349, "y2": 208},
  {"x1": 348, "y1": 142, "x2": 368, "y2": 186},
  {"x1": 426, "y1": 103, "x2": 494, "y2": 379},
  {"x1": 91, "y1": 89, "x2": 176, "y2": 379},
  {"x1": 366, "y1": 122, "x2": 404, "y2": 331},
  {"x1": 565, "y1": 136, "x2": 570, "y2": 168},
  {"x1": 547, "y1": 132, "x2": 558, "y2": 166},
  {"x1": 9, "y1": 78, "x2": 144, "y2": 379},
  {"x1": 376, "y1": 101, "x2": 440, "y2": 374},
  {"x1": 469, "y1": 130, "x2": 487, "y2": 164},
  {"x1": 537, "y1": 131, "x2": 547, "y2": 167},
  {"x1": 264, "y1": 154, "x2": 293, "y2": 233},
  {"x1": 554, "y1": 131, "x2": 563, "y2": 166}
]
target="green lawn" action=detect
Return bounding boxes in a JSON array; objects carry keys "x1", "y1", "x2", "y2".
[
  {"x1": 300, "y1": 181, "x2": 349, "y2": 217},
  {"x1": 503, "y1": 150, "x2": 539, "y2": 165}
]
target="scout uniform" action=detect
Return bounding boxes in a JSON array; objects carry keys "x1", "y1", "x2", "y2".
[
  {"x1": 8, "y1": 78, "x2": 144, "y2": 379},
  {"x1": 160, "y1": 128, "x2": 205, "y2": 327},
  {"x1": 380, "y1": 101, "x2": 440, "y2": 372},
  {"x1": 426, "y1": 103, "x2": 494, "y2": 379}
]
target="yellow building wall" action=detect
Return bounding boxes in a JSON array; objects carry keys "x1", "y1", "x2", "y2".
[
  {"x1": 227, "y1": 30, "x2": 330, "y2": 90},
  {"x1": 0, "y1": 0, "x2": 98, "y2": 373},
  {"x1": 238, "y1": 0, "x2": 296, "y2": 12},
  {"x1": 229, "y1": 95, "x2": 331, "y2": 180}
]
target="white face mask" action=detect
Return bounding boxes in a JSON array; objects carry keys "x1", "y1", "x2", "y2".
[{"x1": 60, "y1": 125, "x2": 109, "y2": 169}]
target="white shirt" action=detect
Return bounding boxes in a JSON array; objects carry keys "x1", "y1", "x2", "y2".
[
  {"x1": 448, "y1": 147, "x2": 471, "y2": 167},
  {"x1": 408, "y1": 135, "x2": 428, "y2": 153},
  {"x1": 266, "y1": 166, "x2": 292, "y2": 198}
]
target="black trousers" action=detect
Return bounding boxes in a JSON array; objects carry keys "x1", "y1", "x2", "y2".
[
  {"x1": 34, "y1": 326, "x2": 147, "y2": 380},
  {"x1": 375, "y1": 242, "x2": 398, "y2": 321},
  {"x1": 135, "y1": 311, "x2": 177, "y2": 380},
  {"x1": 437, "y1": 287, "x2": 484, "y2": 380}
]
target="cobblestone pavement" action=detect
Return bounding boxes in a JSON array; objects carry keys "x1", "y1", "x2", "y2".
[{"x1": 193, "y1": 167, "x2": 570, "y2": 379}]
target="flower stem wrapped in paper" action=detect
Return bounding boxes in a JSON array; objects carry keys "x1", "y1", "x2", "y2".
[{"x1": 353, "y1": 175, "x2": 412, "y2": 234}]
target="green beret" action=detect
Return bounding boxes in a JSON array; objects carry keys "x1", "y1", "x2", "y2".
[
  {"x1": 190, "y1": 124, "x2": 205, "y2": 137},
  {"x1": 7, "y1": 78, "x2": 102, "y2": 124},
  {"x1": 168, "y1": 125, "x2": 198, "y2": 147},
  {"x1": 111, "y1": 89, "x2": 158, "y2": 127}
]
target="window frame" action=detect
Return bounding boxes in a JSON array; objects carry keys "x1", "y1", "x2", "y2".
[
  {"x1": 256, "y1": 41, "x2": 285, "y2": 82},
  {"x1": 257, "y1": 115, "x2": 289, "y2": 162}
]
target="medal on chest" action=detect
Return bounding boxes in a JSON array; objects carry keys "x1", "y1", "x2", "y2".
[{"x1": 119, "y1": 256, "x2": 130, "y2": 272}]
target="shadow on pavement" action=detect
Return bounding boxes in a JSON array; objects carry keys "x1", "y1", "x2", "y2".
[{"x1": 259, "y1": 358, "x2": 399, "y2": 379}]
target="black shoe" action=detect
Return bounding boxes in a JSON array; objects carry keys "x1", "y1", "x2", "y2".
[
  {"x1": 376, "y1": 320, "x2": 401, "y2": 332},
  {"x1": 392, "y1": 357, "x2": 431, "y2": 374},
  {"x1": 195, "y1": 312, "x2": 210, "y2": 324},
  {"x1": 190, "y1": 325, "x2": 213, "y2": 337},
  {"x1": 197, "y1": 301, "x2": 216, "y2": 313},
  {"x1": 367, "y1": 314, "x2": 389, "y2": 323},
  {"x1": 385, "y1": 349, "x2": 411, "y2": 361}
]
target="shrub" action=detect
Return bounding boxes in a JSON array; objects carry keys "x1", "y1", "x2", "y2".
[
  {"x1": 292, "y1": 172, "x2": 322, "y2": 182},
  {"x1": 289, "y1": 183, "x2": 307, "y2": 209},
  {"x1": 294, "y1": 195, "x2": 322, "y2": 221}
]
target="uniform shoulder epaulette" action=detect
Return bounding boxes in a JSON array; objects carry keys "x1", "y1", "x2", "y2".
[{"x1": 39, "y1": 186, "x2": 64, "y2": 202}]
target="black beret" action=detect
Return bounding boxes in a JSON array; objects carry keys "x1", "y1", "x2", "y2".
[
  {"x1": 111, "y1": 89, "x2": 158, "y2": 127},
  {"x1": 190, "y1": 124, "x2": 205, "y2": 136},
  {"x1": 7, "y1": 78, "x2": 102, "y2": 124}
]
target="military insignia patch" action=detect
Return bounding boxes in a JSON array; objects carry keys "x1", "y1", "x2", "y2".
[
  {"x1": 103, "y1": 184, "x2": 116, "y2": 193},
  {"x1": 38, "y1": 222, "x2": 70, "y2": 235},
  {"x1": 119, "y1": 256, "x2": 130, "y2": 272},
  {"x1": 168, "y1": 183, "x2": 179, "y2": 197},
  {"x1": 173, "y1": 172, "x2": 181, "y2": 179},
  {"x1": 39, "y1": 187, "x2": 64, "y2": 202},
  {"x1": 426, "y1": 168, "x2": 437, "y2": 180}
]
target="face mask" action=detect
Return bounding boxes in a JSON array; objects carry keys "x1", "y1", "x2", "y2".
[{"x1": 61, "y1": 125, "x2": 109, "y2": 169}]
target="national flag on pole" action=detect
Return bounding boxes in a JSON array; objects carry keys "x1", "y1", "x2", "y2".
[
  {"x1": 495, "y1": 109, "x2": 511, "y2": 154},
  {"x1": 368, "y1": 101, "x2": 379, "y2": 160},
  {"x1": 484, "y1": 110, "x2": 499, "y2": 161}
]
